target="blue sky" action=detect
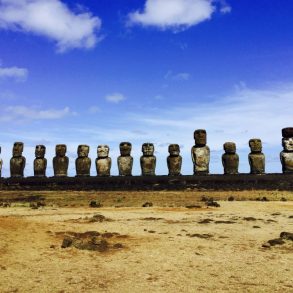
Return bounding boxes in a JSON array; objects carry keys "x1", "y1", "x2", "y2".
[{"x1": 0, "y1": 0, "x2": 292, "y2": 176}]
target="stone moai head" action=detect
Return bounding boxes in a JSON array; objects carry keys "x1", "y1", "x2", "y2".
[
  {"x1": 194, "y1": 129, "x2": 207, "y2": 146},
  {"x1": 224, "y1": 142, "x2": 236, "y2": 154},
  {"x1": 249, "y1": 138, "x2": 262, "y2": 153},
  {"x1": 78, "y1": 145, "x2": 90, "y2": 158},
  {"x1": 97, "y1": 145, "x2": 109, "y2": 158},
  {"x1": 168, "y1": 144, "x2": 180, "y2": 156},
  {"x1": 56, "y1": 144, "x2": 67, "y2": 157},
  {"x1": 35, "y1": 145, "x2": 46, "y2": 158},
  {"x1": 13, "y1": 142, "x2": 24, "y2": 157},
  {"x1": 142, "y1": 143, "x2": 154, "y2": 156},
  {"x1": 282, "y1": 127, "x2": 293, "y2": 152},
  {"x1": 120, "y1": 142, "x2": 132, "y2": 156}
]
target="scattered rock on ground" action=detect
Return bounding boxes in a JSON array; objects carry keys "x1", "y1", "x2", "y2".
[
  {"x1": 227, "y1": 196, "x2": 235, "y2": 201},
  {"x1": 89, "y1": 201, "x2": 102, "y2": 208},
  {"x1": 185, "y1": 205, "x2": 201, "y2": 209},
  {"x1": 142, "y1": 202, "x2": 153, "y2": 207},
  {"x1": 186, "y1": 233, "x2": 213, "y2": 239},
  {"x1": 198, "y1": 219, "x2": 214, "y2": 224},
  {"x1": 243, "y1": 217, "x2": 257, "y2": 221}
]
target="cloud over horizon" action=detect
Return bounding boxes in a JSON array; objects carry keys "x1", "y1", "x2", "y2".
[
  {"x1": 128, "y1": 0, "x2": 230, "y2": 30},
  {"x1": 0, "y1": 0, "x2": 102, "y2": 52}
]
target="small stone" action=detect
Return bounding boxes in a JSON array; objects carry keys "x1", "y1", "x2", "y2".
[
  {"x1": 280, "y1": 232, "x2": 293, "y2": 241},
  {"x1": 61, "y1": 237, "x2": 73, "y2": 248},
  {"x1": 142, "y1": 202, "x2": 153, "y2": 207},
  {"x1": 228, "y1": 196, "x2": 235, "y2": 201},
  {"x1": 267, "y1": 238, "x2": 285, "y2": 246}
]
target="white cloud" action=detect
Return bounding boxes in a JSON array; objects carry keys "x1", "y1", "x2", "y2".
[
  {"x1": 164, "y1": 70, "x2": 191, "y2": 81},
  {"x1": 0, "y1": 0, "x2": 102, "y2": 52},
  {"x1": 128, "y1": 0, "x2": 225, "y2": 30},
  {"x1": 88, "y1": 106, "x2": 100, "y2": 114},
  {"x1": 0, "y1": 105, "x2": 73, "y2": 121},
  {"x1": 0, "y1": 66, "x2": 28, "y2": 81},
  {"x1": 105, "y1": 93, "x2": 126, "y2": 104}
]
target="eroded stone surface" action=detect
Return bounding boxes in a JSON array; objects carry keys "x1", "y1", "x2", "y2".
[
  {"x1": 167, "y1": 144, "x2": 182, "y2": 176},
  {"x1": 249, "y1": 138, "x2": 265, "y2": 174},
  {"x1": 10, "y1": 142, "x2": 26, "y2": 178},
  {"x1": 34, "y1": 145, "x2": 47, "y2": 177},
  {"x1": 96, "y1": 145, "x2": 111, "y2": 176},
  {"x1": 76, "y1": 145, "x2": 91, "y2": 177},
  {"x1": 53, "y1": 144, "x2": 69, "y2": 177},
  {"x1": 191, "y1": 130, "x2": 210, "y2": 174},
  {"x1": 280, "y1": 128, "x2": 293, "y2": 173},
  {"x1": 118, "y1": 142, "x2": 133, "y2": 176},
  {"x1": 140, "y1": 143, "x2": 156, "y2": 176},
  {"x1": 222, "y1": 142, "x2": 239, "y2": 175}
]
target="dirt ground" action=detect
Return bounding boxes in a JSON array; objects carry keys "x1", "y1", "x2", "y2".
[{"x1": 0, "y1": 192, "x2": 293, "y2": 293}]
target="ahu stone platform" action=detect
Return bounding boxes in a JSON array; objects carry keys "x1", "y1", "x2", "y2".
[{"x1": 0, "y1": 173, "x2": 292, "y2": 191}]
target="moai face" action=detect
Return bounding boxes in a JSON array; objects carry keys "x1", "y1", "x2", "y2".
[
  {"x1": 249, "y1": 139, "x2": 262, "y2": 153},
  {"x1": 168, "y1": 144, "x2": 180, "y2": 156},
  {"x1": 224, "y1": 142, "x2": 236, "y2": 154},
  {"x1": 35, "y1": 145, "x2": 46, "y2": 158},
  {"x1": 13, "y1": 142, "x2": 24, "y2": 157},
  {"x1": 282, "y1": 138, "x2": 293, "y2": 152},
  {"x1": 78, "y1": 145, "x2": 89, "y2": 158},
  {"x1": 97, "y1": 145, "x2": 109, "y2": 158},
  {"x1": 120, "y1": 142, "x2": 132, "y2": 156},
  {"x1": 194, "y1": 129, "x2": 207, "y2": 146},
  {"x1": 56, "y1": 144, "x2": 67, "y2": 157},
  {"x1": 142, "y1": 143, "x2": 154, "y2": 156}
]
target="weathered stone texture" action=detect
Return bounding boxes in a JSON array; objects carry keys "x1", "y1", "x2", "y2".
[
  {"x1": 280, "y1": 128, "x2": 293, "y2": 173},
  {"x1": 34, "y1": 145, "x2": 47, "y2": 177},
  {"x1": 249, "y1": 138, "x2": 265, "y2": 174},
  {"x1": 76, "y1": 145, "x2": 91, "y2": 177},
  {"x1": 118, "y1": 142, "x2": 133, "y2": 176},
  {"x1": 53, "y1": 144, "x2": 69, "y2": 177},
  {"x1": 10, "y1": 142, "x2": 26, "y2": 178},
  {"x1": 222, "y1": 142, "x2": 239, "y2": 174},
  {"x1": 167, "y1": 144, "x2": 182, "y2": 176},
  {"x1": 96, "y1": 145, "x2": 111, "y2": 176},
  {"x1": 140, "y1": 143, "x2": 156, "y2": 176}
]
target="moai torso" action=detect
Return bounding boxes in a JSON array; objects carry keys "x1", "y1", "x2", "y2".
[
  {"x1": 167, "y1": 144, "x2": 182, "y2": 176},
  {"x1": 191, "y1": 129, "x2": 210, "y2": 174},
  {"x1": 140, "y1": 143, "x2": 156, "y2": 176},
  {"x1": 96, "y1": 145, "x2": 111, "y2": 176},
  {"x1": 34, "y1": 145, "x2": 47, "y2": 177},
  {"x1": 76, "y1": 145, "x2": 91, "y2": 176},
  {"x1": 248, "y1": 139, "x2": 265, "y2": 174},
  {"x1": 280, "y1": 128, "x2": 293, "y2": 173},
  {"x1": 0, "y1": 147, "x2": 2, "y2": 178},
  {"x1": 10, "y1": 142, "x2": 26, "y2": 178},
  {"x1": 118, "y1": 142, "x2": 133, "y2": 176},
  {"x1": 222, "y1": 142, "x2": 239, "y2": 175},
  {"x1": 53, "y1": 144, "x2": 69, "y2": 176}
]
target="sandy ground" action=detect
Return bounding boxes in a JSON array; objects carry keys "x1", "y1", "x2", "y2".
[{"x1": 0, "y1": 200, "x2": 292, "y2": 293}]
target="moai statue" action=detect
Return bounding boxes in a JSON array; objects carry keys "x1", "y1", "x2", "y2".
[
  {"x1": 191, "y1": 129, "x2": 210, "y2": 175},
  {"x1": 75, "y1": 145, "x2": 91, "y2": 177},
  {"x1": 248, "y1": 138, "x2": 265, "y2": 174},
  {"x1": 117, "y1": 142, "x2": 133, "y2": 176},
  {"x1": 222, "y1": 142, "x2": 239, "y2": 175},
  {"x1": 10, "y1": 142, "x2": 26, "y2": 178},
  {"x1": 96, "y1": 145, "x2": 111, "y2": 176},
  {"x1": 34, "y1": 145, "x2": 47, "y2": 177},
  {"x1": 280, "y1": 127, "x2": 293, "y2": 173},
  {"x1": 140, "y1": 143, "x2": 156, "y2": 176},
  {"x1": 53, "y1": 144, "x2": 69, "y2": 177},
  {"x1": 0, "y1": 147, "x2": 3, "y2": 178},
  {"x1": 167, "y1": 144, "x2": 182, "y2": 176}
]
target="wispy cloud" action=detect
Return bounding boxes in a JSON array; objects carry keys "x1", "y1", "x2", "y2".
[
  {"x1": 0, "y1": 106, "x2": 74, "y2": 122},
  {"x1": 88, "y1": 106, "x2": 100, "y2": 114},
  {"x1": 105, "y1": 93, "x2": 126, "y2": 104},
  {"x1": 164, "y1": 70, "x2": 191, "y2": 81},
  {"x1": 0, "y1": 66, "x2": 28, "y2": 81},
  {"x1": 0, "y1": 0, "x2": 102, "y2": 52},
  {"x1": 128, "y1": 0, "x2": 230, "y2": 30}
]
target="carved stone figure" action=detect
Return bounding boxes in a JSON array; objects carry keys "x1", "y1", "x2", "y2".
[
  {"x1": 34, "y1": 145, "x2": 47, "y2": 177},
  {"x1": 248, "y1": 138, "x2": 265, "y2": 174},
  {"x1": 76, "y1": 145, "x2": 91, "y2": 177},
  {"x1": 53, "y1": 144, "x2": 69, "y2": 177},
  {"x1": 117, "y1": 142, "x2": 133, "y2": 176},
  {"x1": 280, "y1": 127, "x2": 293, "y2": 173},
  {"x1": 191, "y1": 129, "x2": 210, "y2": 174},
  {"x1": 96, "y1": 145, "x2": 111, "y2": 176},
  {"x1": 167, "y1": 144, "x2": 182, "y2": 176},
  {"x1": 222, "y1": 142, "x2": 239, "y2": 174},
  {"x1": 0, "y1": 147, "x2": 3, "y2": 178},
  {"x1": 10, "y1": 142, "x2": 26, "y2": 178},
  {"x1": 140, "y1": 143, "x2": 156, "y2": 176}
]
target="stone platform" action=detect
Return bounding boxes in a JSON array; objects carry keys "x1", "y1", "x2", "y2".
[{"x1": 0, "y1": 173, "x2": 292, "y2": 191}]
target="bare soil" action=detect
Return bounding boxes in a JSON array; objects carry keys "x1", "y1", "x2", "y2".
[{"x1": 0, "y1": 192, "x2": 292, "y2": 292}]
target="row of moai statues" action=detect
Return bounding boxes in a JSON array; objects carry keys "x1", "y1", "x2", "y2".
[{"x1": 2, "y1": 127, "x2": 292, "y2": 178}]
